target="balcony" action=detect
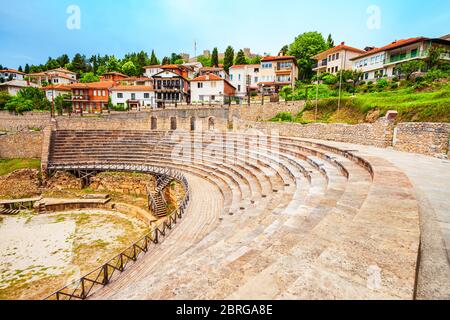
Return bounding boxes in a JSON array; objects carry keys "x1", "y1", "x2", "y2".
[
  {"x1": 71, "y1": 95, "x2": 90, "y2": 101},
  {"x1": 155, "y1": 85, "x2": 182, "y2": 91},
  {"x1": 384, "y1": 50, "x2": 425, "y2": 65},
  {"x1": 312, "y1": 59, "x2": 328, "y2": 70}
]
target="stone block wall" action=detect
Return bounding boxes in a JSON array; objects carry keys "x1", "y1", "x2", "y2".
[
  {"x1": 0, "y1": 131, "x2": 43, "y2": 158},
  {"x1": 229, "y1": 101, "x2": 305, "y2": 122},
  {"x1": 393, "y1": 122, "x2": 450, "y2": 158},
  {"x1": 0, "y1": 111, "x2": 51, "y2": 132},
  {"x1": 235, "y1": 118, "x2": 395, "y2": 148}
]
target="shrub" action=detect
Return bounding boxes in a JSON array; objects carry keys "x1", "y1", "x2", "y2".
[
  {"x1": 376, "y1": 79, "x2": 389, "y2": 90},
  {"x1": 392, "y1": 76, "x2": 399, "y2": 82},
  {"x1": 322, "y1": 74, "x2": 338, "y2": 85},
  {"x1": 271, "y1": 112, "x2": 293, "y2": 122}
]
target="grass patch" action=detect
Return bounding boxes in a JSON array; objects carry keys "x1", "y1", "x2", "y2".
[{"x1": 0, "y1": 158, "x2": 41, "y2": 176}]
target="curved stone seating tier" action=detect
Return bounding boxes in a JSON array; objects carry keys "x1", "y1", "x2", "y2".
[{"x1": 47, "y1": 130, "x2": 420, "y2": 300}]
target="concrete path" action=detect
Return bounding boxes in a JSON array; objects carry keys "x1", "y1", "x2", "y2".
[{"x1": 306, "y1": 139, "x2": 450, "y2": 300}]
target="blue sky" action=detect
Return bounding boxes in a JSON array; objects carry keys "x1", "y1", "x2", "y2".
[{"x1": 0, "y1": 0, "x2": 449, "y2": 68}]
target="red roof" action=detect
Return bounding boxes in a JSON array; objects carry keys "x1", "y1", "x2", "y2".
[
  {"x1": 67, "y1": 81, "x2": 115, "y2": 89},
  {"x1": 261, "y1": 55, "x2": 296, "y2": 62},
  {"x1": 230, "y1": 64, "x2": 260, "y2": 69},
  {"x1": 110, "y1": 85, "x2": 153, "y2": 91},
  {"x1": 350, "y1": 37, "x2": 426, "y2": 60},
  {"x1": 312, "y1": 43, "x2": 366, "y2": 59},
  {"x1": 191, "y1": 73, "x2": 236, "y2": 89},
  {"x1": 40, "y1": 84, "x2": 71, "y2": 91},
  {"x1": 0, "y1": 69, "x2": 25, "y2": 75}
]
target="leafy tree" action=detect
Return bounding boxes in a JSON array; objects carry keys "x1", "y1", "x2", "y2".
[
  {"x1": 248, "y1": 56, "x2": 262, "y2": 65},
  {"x1": 397, "y1": 60, "x2": 426, "y2": 80},
  {"x1": 211, "y1": 48, "x2": 219, "y2": 67},
  {"x1": 71, "y1": 53, "x2": 89, "y2": 75},
  {"x1": 96, "y1": 65, "x2": 108, "y2": 76},
  {"x1": 0, "y1": 91, "x2": 11, "y2": 110},
  {"x1": 223, "y1": 46, "x2": 234, "y2": 73},
  {"x1": 150, "y1": 50, "x2": 159, "y2": 65},
  {"x1": 24, "y1": 64, "x2": 30, "y2": 74},
  {"x1": 162, "y1": 56, "x2": 171, "y2": 65},
  {"x1": 326, "y1": 34, "x2": 335, "y2": 49},
  {"x1": 121, "y1": 61, "x2": 137, "y2": 76},
  {"x1": 106, "y1": 55, "x2": 121, "y2": 72},
  {"x1": 18, "y1": 87, "x2": 51, "y2": 111},
  {"x1": 288, "y1": 31, "x2": 328, "y2": 81},
  {"x1": 80, "y1": 72, "x2": 100, "y2": 83},
  {"x1": 427, "y1": 46, "x2": 444, "y2": 69},
  {"x1": 90, "y1": 55, "x2": 99, "y2": 74},
  {"x1": 18, "y1": 66, "x2": 23, "y2": 72},
  {"x1": 45, "y1": 57, "x2": 60, "y2": 70},
  {"x1": 57, "y1": 54, "x2": 70, "y2": 68},
  {"x1": 235, "y1": 50, "x2": 247, "y2": 65},
  {"x1": 280, "y1": 45, "x2": 289, "y2": 55},
  {"x1": 6, "y1": 96, "x2": 34, "y2": 114},
  {"x1": 54, "y1": 94, "x2": 72, "y2": 115},
  {"x1": 170, "y1": 53, "x2": 183, "y2": 64},
  {"x1": 197, "y1": 55, "x2": 212, "y2": 67}
]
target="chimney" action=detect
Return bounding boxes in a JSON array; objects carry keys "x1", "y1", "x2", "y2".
[{"x1": 341, "y1": 42, "x2": 345, "y2": 46}]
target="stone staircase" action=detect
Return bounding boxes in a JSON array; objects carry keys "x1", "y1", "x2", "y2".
[{"x1": 47, "y1": 130, "x2": 421, "y2": 300}]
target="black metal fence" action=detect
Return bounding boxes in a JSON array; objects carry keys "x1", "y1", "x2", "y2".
[{"x1": 44, "y1": 163, "x2": 190, "y2": 300}]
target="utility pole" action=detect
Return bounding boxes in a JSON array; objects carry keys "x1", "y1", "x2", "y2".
[
  {"x1": 337, "y1": 50, "x2": 347, "y2": 112},
  {"x1": 51, "y1": 89, "x2": 55, "y2": 119},
  {"x1": 315, "y1": 68, "x2": 319, "y2": 121}
]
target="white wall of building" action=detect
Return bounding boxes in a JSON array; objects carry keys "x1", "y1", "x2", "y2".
[
  {"x1": 0, "y1": 72, "x2": 24, "y2": 81},
  {"x1": 144, "y1": 67, "x2": 163, "y2": 78},
  {"x1": 111, "y1": 91, "x2": 156, "y2": 108},
  {"x1": 191, "y1": 80, "x2": 226, "y2": 103},
  {"x1": 229, "y1": 65, "x2": 259, "y2": 96}
]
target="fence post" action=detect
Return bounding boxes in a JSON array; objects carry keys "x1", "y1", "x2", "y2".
[{"x1": 103, "y1": 265, "x2": 109, "y2": 285}]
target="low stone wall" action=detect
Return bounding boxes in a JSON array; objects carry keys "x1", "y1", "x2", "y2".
[
  {"x1": 0, "y1": 111, "x2": 51, "y2": 132},
  {"x1": 235, "y1": 118, "x2": 395, "y2": 148},
  {"x1": 229, "y1": 101, "x2": 305, "y2": 122},
  {"x1": 393, "y1": 122, "x2": 450, "y2": 158},
  {"x1": 0, "y1": 131, "x2": 43, "y2": 158}
]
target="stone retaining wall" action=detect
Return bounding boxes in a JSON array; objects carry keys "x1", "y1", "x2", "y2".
[
  {"x1": 229, "y1": 101, "x2": 305, "y2": 122},
  {"x1": 0, "y1": 131, "x2": 43, "y2": 158},
  {"x1": 0, "y1": 111, "x2": 51, "y2": 132},
  {"x1": 393, "y1": 122, "x2": 450, "y2": 158},
  {"x1": 235, "y1": 118, "x2": 395, "y2": 148}
]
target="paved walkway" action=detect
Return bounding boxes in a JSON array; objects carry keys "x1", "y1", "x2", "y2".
[{"x1": 306, "y1": 139, "x2": 450, "y2": 300}]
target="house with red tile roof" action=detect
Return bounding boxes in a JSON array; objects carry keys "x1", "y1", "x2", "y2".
[
  {"x1": 312, "y1": 42, "x2": 366, "y2": 75},
  {"x1": 0, "y1": 69, "x2": 25, "y2": 82},
  {"x1": 66, "y1": 81, "x2": 115, "y2": 114},
  {"x1": 199, "y1": 67, "x2": 228, "y2": 80},
  {"x1": 100, "y1": 72, "x2": 128, "y2": 82},
  {"x1": 152, "y1": 70, "x2": 190, "y2": 107},
  {"x1": 110, "y1": 85, "x2": 155, "y2": 110},
  {"x1": 190, "y1": 73, "x2": 236, "y2": 104},
  {"x1": 350, "y1": 37, "x2": 450, "y2": 81},
  {"x1": 41, "y1": 84, "x2": 71, "y2": 101},
  {"x1": 28, "y1": 68, "x2": 77, "y2": 86},
  {"x1": 258, "y1": 55, "x2": 298, "y2": 93}
]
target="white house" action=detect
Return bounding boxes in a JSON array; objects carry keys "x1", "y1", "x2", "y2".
[
  {"x1": 110, "y1": 85, "x2": 155, "y2": 110},
  {"x1": 229, "y1": 64, "x2": 260, "y2": 97},
  {"x1": 42, "y1": 84, "x2": 71, "y2": 101},
  {"x1": 28, "y1": 68, "x2": 77, "y2": 86},
  {"x1": 0, "y1": 80, "x2": 39, "y2": 96},
  {"x1": 198, "y1": 67, "x2": 228, "y2": 80},
  {"x1": 0, "y1": 69, "x2": 25, "y2": 82},
  {"x1": 190, "y1": 73, "x2": 236, "y2": 104},
  {"x1": 143, "y1": 65, "x2": 163, "y2": 78},
  {"x1": 351, "y1": 37, "x2": 450, "y2": 81},
  {"x1": 312, "y1": 42, "x2": 366, "y2": 75}
]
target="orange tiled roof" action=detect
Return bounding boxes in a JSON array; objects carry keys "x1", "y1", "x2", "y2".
[
  {"x1": 67, "y1": 81, "x2": 115, "y2": 89},
  {"x1": 40, "y1": 84, "x2": 71, "y2": 91},
  {"x1": 0, "y1": 69, "x2": 25, "y2": 75},
  {"x1": 350, "y1": 37, "x2": 426, "y2": 60},
  {"x1": 230, "y1": 64, "x2": 259, "y2": 69},
  {"x1": 120, "y1": 77, "x2": 152, "y2": 81},
  {"x1": 191, "y1": 73, "x2": 236, "y2": 89},
  {"x1": 143, "y1": 65, "x2": 162, "y2": 69},
  {"x1": 110, "y1": 85, "x2": 153, "y2": 91},
  {"x1": 312, "y1": 43, "x2": 366, "y2": 59},
  {"x1": 261, "y1": 55, "x2": 296, "y2": 62},
  {"x1": 28, "y1": 72, "x2": 75, "y2": 81},
  {"x1": 102, "y1": 72, "x2": 127, "y2": 77}
]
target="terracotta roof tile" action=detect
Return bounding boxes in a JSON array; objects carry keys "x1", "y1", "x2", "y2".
[
  {"x1": 350, "y1": 37, "x2": 427, "y2": 60},
  {"x1": 110, "y1": 85, "x2": 153, "y2": 91}
]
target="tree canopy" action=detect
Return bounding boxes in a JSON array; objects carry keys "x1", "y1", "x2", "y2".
[
  {"x1": 288, "y1": 31, "x2": 328, "y2": 80},
  {"x1": 223, "y1": 46, "x2": 234, "y2": 73},
  {"x1": 235, "y1": 50, "x2": 247, "y2": 65},
  {"x1": 211, "y1": 48, "x2": 219, "y2": 67}
]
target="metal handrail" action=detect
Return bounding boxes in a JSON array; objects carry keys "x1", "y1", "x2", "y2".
[{"x1": 44, "y1": 163, "x2": 190, "y2": 301}]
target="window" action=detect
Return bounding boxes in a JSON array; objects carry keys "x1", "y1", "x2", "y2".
[
  {"x1": 93, "y1": 90, "x2": 97, "y2": 97},
  {"x1": 364, "y1": 59, "x2": 368, "y2": 66},
  {"x1": 230, "y1": 74, "x2": 233, "y2": 81},
  {"x1": 131, "y1": 93, "x2": 136, "y2": 100},
  {"x1": 197, "y1": 82, "x2": 203, "y2": 88},
  {"x1": 336, "y1": 53, "x2": 339, "y2": 60},
  {"x1": 238, "y1": 74, "x2": 241, "y2": 80},
  {"x1": 238, "y1": 85, "x2": 241, "y2": 91},
  {"x1": 211, "y1": 95, "x2": 215, "y2": 101},
  {"x1": 262, "y1": 63, "x2": 272, "y2": 69},
  {"x1": 254, "y1": 77, "x2": 258, "y2": 83},
  {"x1": 144, "y1": 93, "x2": 150, "y2": 99},
  {"x1": 211, "y1": 81, "x2": 216, "y2": 88},
  {"x1": 117, "y1": 93, "x2": 123, "y2": 98}
]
